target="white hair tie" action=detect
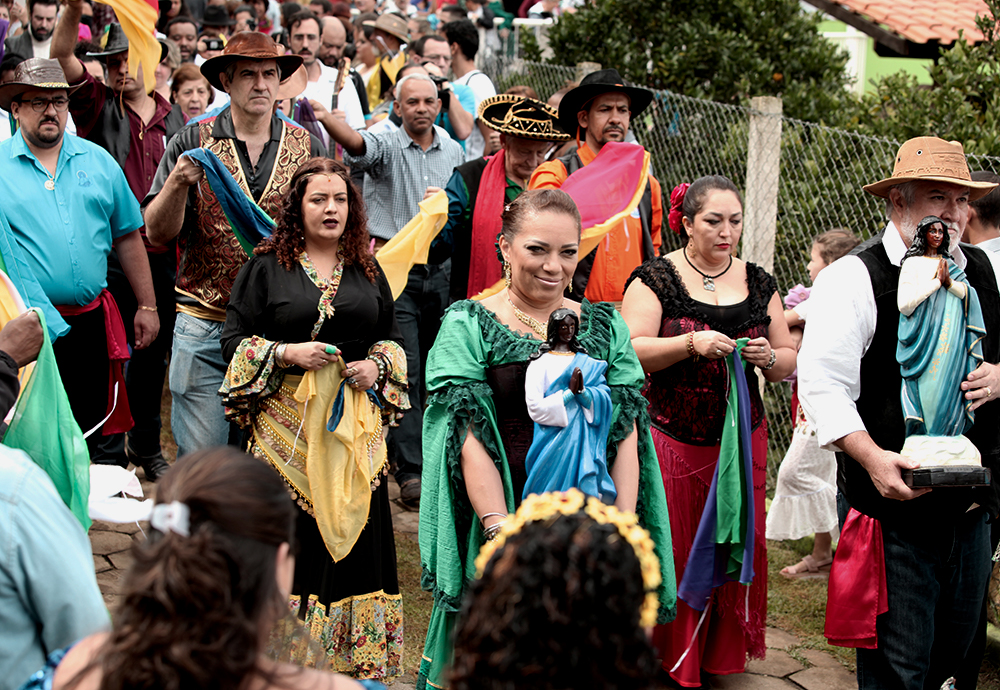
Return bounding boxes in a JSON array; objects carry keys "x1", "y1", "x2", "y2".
[{"x1": 150, "y1": 501, "x2": 191, "y2": 537}]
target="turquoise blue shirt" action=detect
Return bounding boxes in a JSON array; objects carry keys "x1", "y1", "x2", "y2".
[
  {"x1": 0, "y1": 131, "x2": 143, "y2": 306},
  {"x1": 0, "y1": 446, "x2": 108, "y2": 690}
]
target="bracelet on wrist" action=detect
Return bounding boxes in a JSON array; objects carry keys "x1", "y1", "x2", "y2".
[
  {"x1": 763, "y1": 348, "x2": 777, "y2": 370},
  {"x1": 686, "y1": 332, "x2": 699, "y2": 362},
  {"x1": 483, "y1": 520, "x2": 506, "y2": 541},
  {"x1": 275, "y1": 342, "x2": 290, "y2": 369},
  {"x1": 138, "y1": 305, "x2": 157, "y2": 312},
  {"x1": 367, "y1": 353, "x2": 388, "y2": 387}
]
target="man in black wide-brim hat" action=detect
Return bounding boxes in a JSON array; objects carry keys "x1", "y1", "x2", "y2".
[
  {"x1": 437, "y1": 93, "x2": 571, "y2": 303},
  {"x1": 529, "y1": 68, "x2": 663, "y2": 304},
  {"x1": 50, "y1": 4, "x2": 185, "y2": 479}
]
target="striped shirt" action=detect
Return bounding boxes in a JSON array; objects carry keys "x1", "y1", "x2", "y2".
[{"x1": 346, "y1": 124, "x2": 466, "y2": 241}]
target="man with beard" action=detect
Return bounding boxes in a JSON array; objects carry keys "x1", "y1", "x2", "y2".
[
  {"x1": 799, "y1": 137, "x2": 1000, "y2": 690},
  {"x1": 0, "y1": 59, "x2": 159, "y2": 463},
  {"x1": 529, "y1": 68, "x2": 662, "y2": 303},
  {"x1": 166, "y1": 16, "x2": 199, "y2": 63},
  {"x1": 4, "y1": 0, "x2": 56, "y2": 59},
  {"x1": 286, "y1": 9, "x2": 364, "y2": 143},
  {"x1": 439, "y1": 93, "x2": 569, "y2": 301},
  {"x1": 143, "y1": 33, "x2": 323, "y2": 461},
  {"x1": 52, "y1": 6, "x2": 184, "y2": 479},
  {"x1": 317, "y1": 72, "x2": 464, "y2": 508}
]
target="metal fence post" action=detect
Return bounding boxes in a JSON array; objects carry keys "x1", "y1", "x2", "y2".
[{"x1": 743, "y1": 96, "x2": 783, "y2": 274}]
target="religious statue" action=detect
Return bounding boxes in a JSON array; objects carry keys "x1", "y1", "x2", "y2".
[
  {"x1": 522, "y1": 308, "x2": 615, "y2": 502},
  {"x1": 897, "y1": 215, "x2": 988, "y2": 481}
]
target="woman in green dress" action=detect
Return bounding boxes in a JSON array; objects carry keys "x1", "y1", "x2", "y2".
[{"x1": 416, "y1": 189, "x2": 676, "y2": 690}]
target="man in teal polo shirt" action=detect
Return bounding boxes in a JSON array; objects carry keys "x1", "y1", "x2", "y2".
[{"x1": 0, "y1": 58, "x2": 158, "y2": 462}]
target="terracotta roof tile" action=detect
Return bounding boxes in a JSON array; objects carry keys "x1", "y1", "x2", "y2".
[{"x1": 826, "y1": 0, "x2": 987, "y2": 44}]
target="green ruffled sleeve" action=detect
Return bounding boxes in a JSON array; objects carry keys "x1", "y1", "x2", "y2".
[
  {"x1": 590, "y1": 304, "x2": 678, "y2": 624},
  {"x1": 419, "y1": 303, "x2": 516, "y2": 613}
]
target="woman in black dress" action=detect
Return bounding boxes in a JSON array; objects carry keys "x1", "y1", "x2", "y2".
[{"x1": 221, "y1": 157, "x2": 409, "y2": 682}]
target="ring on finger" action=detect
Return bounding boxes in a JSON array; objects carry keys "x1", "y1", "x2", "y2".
[
  {"x1": 986, "y1": 386, "x2": 993, "y2": 399},
  {"x1": 716, "y1": 349, "x2": 723, "y2": 355},
  {"x1": 347, "y1": 377, "x2": 358, "y2": 387}
]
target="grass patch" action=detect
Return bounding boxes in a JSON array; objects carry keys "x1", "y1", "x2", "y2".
[
  {"x1": 766, "y1": 537, "x2": 854, "y2": 670},
  {"x1": 396, "y1": 533, "x2": 432, "y2": 682}
]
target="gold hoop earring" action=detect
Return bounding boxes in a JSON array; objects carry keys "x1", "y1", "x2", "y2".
[{"x1": 503, "y1": 261, "x2": 512, "y2": 287}]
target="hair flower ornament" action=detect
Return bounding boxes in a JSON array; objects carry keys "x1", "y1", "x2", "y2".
[{"x1": 150, "y1": 501, "x2": 191, "y2": 537}]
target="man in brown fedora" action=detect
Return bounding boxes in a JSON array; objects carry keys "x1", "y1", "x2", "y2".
[
  {"x1": 439, "y1": 93, "x2": 570, "y2": 302},
  {"x1": 143, "y1": 32, "x2": 323, "y2": 460},
  {"x1": 50, "y1": 3, "x2": 185, "y2": 480},
  {"x1": 0, "y1": 58, "x2": 159, "y2": 463},
  {"x1": 799, "y1": 136, "x2": 1000, "y2": 688},
  {"x1": 529, "y1": 68, "x2": 662, "y2": 304}
]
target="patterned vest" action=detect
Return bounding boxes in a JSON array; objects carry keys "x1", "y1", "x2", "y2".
[{"x1": 176, "y1": 118, "x2": 312, "y2": 315}]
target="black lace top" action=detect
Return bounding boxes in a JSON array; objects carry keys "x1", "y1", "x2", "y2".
[{"x1": 626, "y1": 258, "x2": 777, "y2": 446}]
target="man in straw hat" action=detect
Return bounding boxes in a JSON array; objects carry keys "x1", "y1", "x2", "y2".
[
  {"x1": 51, "y1": 4, "x2": 185, "y2": 480},
  {"x1": 0, "y1": 57, "x2": 159, "y2": 463},
  {"x1": 798, "y1": 137, "x2": 1000, "y2": 688},
  {"x1": 144, "y1": 32, "x2": 323, "y2": 460},
  {"x1": 363, "y1": 12, "x2": 409, "y2": 111},
  {"x1": 529, "y1": 68, "x2": 662, "y2": 303},
  {"x1": 438, "y1": 93, "x2": 570, "y2": 302}
]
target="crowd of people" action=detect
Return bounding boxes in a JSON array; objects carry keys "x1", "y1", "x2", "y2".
[{"x1": 2, "y1": 1, "x2": 1000, "y2": 690}]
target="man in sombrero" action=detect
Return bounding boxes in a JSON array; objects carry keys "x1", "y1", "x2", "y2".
[
  {"x1": 143, "y1": 32, "x2": 324, "y2": 460},
  {"x1": 529, "y1": 68, "x2": 662, "y2": 303},
  {"x1": 799, "y1": 137, "x2": 1000, "y2": 688},
  {"x1": 438, "y1": 93, "x2": 570, "y2": 302}
]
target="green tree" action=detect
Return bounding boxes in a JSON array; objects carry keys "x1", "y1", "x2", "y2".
[
  {"x1": 844, "y1": 0, "x2": 1000, "y2": 155},
  {"x1": 544, "y1": 0, "x2": 851, "y2": 123}
]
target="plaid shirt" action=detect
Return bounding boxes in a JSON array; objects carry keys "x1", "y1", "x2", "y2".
[{"x1": 346, "y1": 125, "x2": 466, "y2": 241}]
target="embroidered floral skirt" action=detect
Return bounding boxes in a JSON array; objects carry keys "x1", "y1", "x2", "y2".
[{"x1": 249, "y1": 389, "x2": 403, "y2": 681}]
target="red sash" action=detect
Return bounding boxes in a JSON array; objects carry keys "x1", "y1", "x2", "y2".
[
  {"x1": 56, "y1": 290, "x2": 133, "y2": 435},
  {"x1": 466, "y1": 150, "x2": 507, "y2": 298},
  {"x1": 824, "y1": 508, "x2": 888, "y2": 648}
]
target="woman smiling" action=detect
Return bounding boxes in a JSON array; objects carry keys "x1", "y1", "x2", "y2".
[{"x1": 416, "y1": 189, "x2": 675, "y2": 690}]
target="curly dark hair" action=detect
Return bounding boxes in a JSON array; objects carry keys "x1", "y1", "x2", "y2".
[
  {"x1": 69, "y1": 447, "x2": 297, "y2": 690},
  {"x1": 902, "y1": 215, "x2": 952, "y2": 264},
  {"x1": 255, "y1": 157, "x2": 378, "y2": 282},
  {"x1": 449, "y1": 513, "x2": 658, "y2": 690},
  {"x1": 529, "y1": 307, "x2": 588, "y2": 361}
]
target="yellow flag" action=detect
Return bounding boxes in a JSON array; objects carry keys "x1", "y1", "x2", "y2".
[{"x1": 376, "y1": 190, "x2": 449, "y2": 299}]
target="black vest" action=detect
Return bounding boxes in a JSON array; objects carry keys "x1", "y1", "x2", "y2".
[
  {"x1": 837, "y1": 233, "x2": 1000, "y2": 523},
  {"x1": 559, "y1": 150, "x2": 657, "y2": 300}
]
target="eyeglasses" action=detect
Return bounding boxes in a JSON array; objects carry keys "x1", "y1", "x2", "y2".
[
  {"x1": 422, "y1": 54, "x2": 451, "y2": 66},
  {"x1": 20, "y1": 97, "x2": 70, "y2": 112}
]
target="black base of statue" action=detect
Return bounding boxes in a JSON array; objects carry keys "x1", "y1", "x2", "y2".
[{"x1": 902, "y1": 466, "x2": 992, "y2": 488}]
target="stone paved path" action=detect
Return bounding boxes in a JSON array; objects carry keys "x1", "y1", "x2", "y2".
[{"x1": 88, "y1": 477, "x2": 856, "y2": 690}]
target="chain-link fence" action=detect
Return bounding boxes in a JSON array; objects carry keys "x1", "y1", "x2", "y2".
[{"x1": 481, "y1": 56, "x2": 1000, "y2": 484}]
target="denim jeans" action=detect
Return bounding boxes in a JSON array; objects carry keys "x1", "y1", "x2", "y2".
[
  {"x1": 857, "y1": 508, "x2": 990, "y2": 690},
  {"x1": 387, "y1": 260, "x2": 451, "y2": 481},
  {"x1": 168, "y1": 312, "x2": 231, "y2": 459}
]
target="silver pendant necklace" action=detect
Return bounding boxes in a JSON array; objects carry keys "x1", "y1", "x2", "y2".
[{"x1": 683, "y1": 249, "x2": 733, "y2": 292}]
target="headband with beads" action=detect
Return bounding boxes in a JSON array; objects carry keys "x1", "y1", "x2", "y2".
[{"x1": 473, "y1": 489, "x2": 662, "y2": 628}]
